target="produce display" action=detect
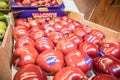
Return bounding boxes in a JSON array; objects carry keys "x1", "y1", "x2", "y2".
[
  {"x1": 12, "y1": 14, "x2": 120, "y2": 80},
  {"x1": 0, "y1": 0, "x2": 9, "y2": 9},
  {"x1": 14, "y1": 0, "x2": 58, "y2": 6},
  {"x1": 0, "y1": 13, "x2": 8, "y2": 44}
]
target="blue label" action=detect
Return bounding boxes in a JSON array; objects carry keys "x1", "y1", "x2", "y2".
[
  {"x1": 22, "y1": 36, "x2": 29, "y2": 40},
  {"x1": 43, "y1": 37, "x2": 49, "y2": 40},
  {"x1": 45, "y1": 24, "x2": 50, "y2": 28},
  {"x1": 99, "y1": 50, "x2": 105, "y2": 56},
  {"x1": 87, "y1": 36, "x2": 93, "y2": 41},
  {"x1": 46, "y1": 56, "x2": 56, "y2": 66},
  {"x1": 56, "y1": 27, "x2": 60, "y2": 31},
  {"x1": 85, "y1": 57, "x2": 92, "y2": 65},
  {"x1": 57, "y1": 33, "x2": 62, "y2": 36},
  {"x1": 66, "y1": 28, "x2": 70, "y2": 31},
  {"x1": 84, "y1": 24, "x2": 88, "y2": 27}
]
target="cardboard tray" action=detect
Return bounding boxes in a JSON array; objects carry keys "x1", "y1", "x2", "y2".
[
  {"x1": 0, "y1": 14, "x2": 13, "y2": 80},
  {"x1": 10, "y1": 10, "x2": 120, "y2": 80},
  {"x1": 11, "y1": 0, "x2": 65, "y2": 11}
]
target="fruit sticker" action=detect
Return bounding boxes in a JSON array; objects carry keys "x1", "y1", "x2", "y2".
[
  {"x1": 87, "y1": 36, "x2": 93, "y2": 41},
  {"x1": 46, "y1": 56, "x2": 56, "y2": 66},
  {"x1": 99, "y1": 50, "x2": 105, "y2": 56},
  {"x1": 43, "y1": 37, "x2": 49, "y2": 40},
  {"x1": 85, "y1": 57, "x2": 92, "y2": 66}
]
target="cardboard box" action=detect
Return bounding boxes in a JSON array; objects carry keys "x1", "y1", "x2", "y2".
[
  {"x1": 0, "y1": 14, "x2": 13, "y2": 80},
  {"x1": 11, "y1": 0, "x2": 65, "y2": 11},
  {"x1": 0, "y1": 0, "x2": 11, "y2": 13},
  {"x1": 10, "y1": 10, "x2": 120, "y2": 80}
]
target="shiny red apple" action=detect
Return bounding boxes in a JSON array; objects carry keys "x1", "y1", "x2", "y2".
[
  {"x1": 35, "y1": 37, "x2": 55, "y2": 53},
  {"x1": 28, "y1": 19, "x2": 40, "y2": 27},
  {"x1": 48, "y1": 32, "x2": 64, "y2": 44},
  {"x1": 82, "y1": 24, "x2": 92, "y2": 34},
  {"x1": 36, "y1": 50, "x2": 64, "y2": 74},
  {"x1": 29, "y1": 26, "x2": 41, "y2": 33},
  {"x1": 15, "y1": 36, "x2": 34, "y2": 49},
  {"x1": 29, "y1": 30, "x2": 46, "y2": 41},
  {"x1": 79, "y1": 41, "x2": 99, "y2": 58},
  {"x1": 53, "y1": 67, "x2": 88, "y2": 80},
  {"x1": 68, "y1": 34, "x2": 83, "y2": 46},
  {"x1": 65, "y1": 50, "x2": 93, "y2": 73},
  {"x1": 13, "y1": 45, "x2": 39, "y2": 69},
  {"x1": 13, "y1": 26, "x2": 29, "y2": 40},
  {"x1": 56, "y1": 39, "x2": 77, "y2": 55},
  {"x1": 90, "y1": 29, "x2": 105, "y2": 39},
  {"x1": 15, "y1": 18, "x2": 27, "y2": 26},
  {"x1": 93, "y1": 55, "x2": 120, "y2": 78},
  {"x1": 14, "y1": 64, "x2": 47, "y2": 80},
  {"x1": 102, "y1": 37, "x2": 120, "y2": 46},
  {"x1": 99, "y1": 43, "x2": 120, "y2": 59},
  {"x1": 74, "y1": 28, "x2": 87, "y2": 38},
  {"x1": 84, "y1": 34, "x2": 102, "y2": 46}
]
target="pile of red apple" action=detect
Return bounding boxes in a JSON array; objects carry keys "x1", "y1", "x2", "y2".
[
  {"x1": 15, "y1": 0, "x2": 58, "y2": 6},
  {"x1": 13, "y1": 15, "x2": 120, "y2": 80}
]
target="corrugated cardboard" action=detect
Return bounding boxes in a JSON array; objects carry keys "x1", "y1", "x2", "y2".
[
  {"x1": 0, "y1": 15, "x2": 13, "y2": 80},
  {"x1": 11, "y1": 11, "x2": 120, "y2": 80}
]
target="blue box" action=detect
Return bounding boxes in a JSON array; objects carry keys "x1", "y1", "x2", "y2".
[{"x1": 11, "y1": 0, "x2": 65, "y2": 11}]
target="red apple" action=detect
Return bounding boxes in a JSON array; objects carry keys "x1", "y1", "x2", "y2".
[
  {"x1": 93, "y1": 55, "x2": 120, "y2": 78},
  {"x1": 30, "y1": 1, "x2": 38, "y2": 6},
  {"x1": 68, "y1": 34, "x2": 83, "y2": 46},
  {"x1": 44, "y1": 27, "x2": 56, "y2": 36},
  {"x1": 65, "y1": 50, "x2": 93, "y2": 73},
  {"x1": 82, "y1": 24, "x2": 92, "y2": 34},
  {"x1": 15, "y1": 36, "x2": 34, "y2": 49},
  {"x1": 29, "y1": 26, "x2": 40, "y2": 33},
  {"x1": 22, "y1": 0, "x2": 31, "y2": 5},
  {"x1": 84, "y1": 34, "x2": 102, "y2": 46},
  {"x1": 36, "y1": 50, "x2": 64, "y2": 74},
  {"x1": 53, "y1": 23, "x2": 63, "y2": 32},
  {"x1": 48, "y1": 20, "x2": 55, "y2": 26},
  {"x1": 67, "y1": 22, "x2": 76, "y2": 32},
  {"x1": 36, "y1": 18, "x2": 46, "y2": 25},
  {"x1": 40, "y1": 22, "x2": 51, "y2": 30},
  {"x1": 74, "y1": 28, "x2": 87, "y2": 38},
  {"x1": 53, "y1": 67, "x2": 88, "y2": 80},
  {"x1": 102, "y1": 37, "x2": 120, "y2": 46},
  {"x1": 56, "y1": 39, "x2": 77, "y2": 55},
  {"x1": 14, "y1": 64, "x2": 47, "y2": 80},
  {"x1": 29, "y1": 30, "x2": 45, "y2": 41},
  {"x1": 92, "y1": 74, "x2": 118, "y2": 80},
  {"x1": 35, "y1": 37, "x2": 55, "y2": 53},
  {"x1": 48, "y1": 32, "x2": 64, "y2": 44},
  {"x1": 13, "y1": 26, "x2": 29, "y2": 40},
  {"x1": 37, "y1": 1, "x2": 45, "y2": 5},
  {"x1": 60, "y1": 20, "x2": 68, "y2": 26},
  {"x1": 79, "y1": 41, "x2": 99, "y2": 58},
  {"x1": 73, "y1": 21, "x2": 82, "y2": 28},
  {"x1": 28, "y1": 19, "x2": 40, "y2": 27},
  {"x1": 99, "y1": 43, "x2": 120, "y2": 59},
  {"x1": 12, "y1": 46, "x2": 39, "y2": 69},
  {"x1": 16, "y1": 2, "x2": 22, "y2": 6},
  {"x1": 66, "y1": 18, "x2": 73, "y2": 23},
  {"x1": 60, "y1": 27, "x2": 72, "y2": 38},
  {"x1": 15, "y1": 18, "x2": 27, "y2": 26},
  {"x1": 90, "y1": 29, "x2": 105, "y2": 39}
]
